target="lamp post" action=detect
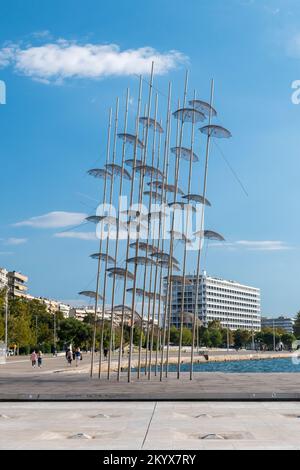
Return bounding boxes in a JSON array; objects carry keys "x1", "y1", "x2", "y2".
[
  {"x1": 4, "y1": 287, "x2": 8, "y2": 357},
  {"x1": 54, "y1": 314, "x2": 57, "y2": 353},
  {"x1": 273, "y1": 320, "x2": 276, "y2": 352},
  {"x1": 35, "y1": 315, "x2": 38, "y2": 346}
]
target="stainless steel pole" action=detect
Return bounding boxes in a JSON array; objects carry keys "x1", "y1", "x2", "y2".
[
  {"x1": 90, "y1": 108, "x2": 112, "y2": 378},
  {"x1": 190, "y1": 79, "x2": 215, "y2": 380}
]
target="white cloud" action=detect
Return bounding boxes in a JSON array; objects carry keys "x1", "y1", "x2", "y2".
[
  {"x1": 236, "y1": 240, "x2": 291, "y2": 251},
  {"x1": 0, "y1": 46, "x2": 15, "y2": 67},
  {"x1": 54, "y1": 231, "x2": 96, "y2": 241},
  {"x1": 31, "y1": 30, "x2": 52, "y2": 39},
  {"x1": 14, "y1": 211, "x2": 87, "y2": 229},
  {"x1": 0, "y1": 40, "x2": 187, "y2": 83},
  {"x1": 5, "y1": 238, "x2": 27, "y2": 246},
  {"x1": 210, "y1": 240, "x2": 291, "y2": 251}
]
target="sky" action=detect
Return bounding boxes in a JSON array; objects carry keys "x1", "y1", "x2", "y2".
[{"x1": 1, "y1": 0, "x2": 300, "y2": 316}]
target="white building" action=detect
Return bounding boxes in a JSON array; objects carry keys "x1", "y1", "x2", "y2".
[
  {"x1": 261, "y1": 316, "x2": 295, "y2": 334},
  {"x1": 69, "y1": 306, "x2": 131, "y2": 324},
  {"x1": 69, "y1": 307, "x2": 105, "y2": 322},
  {"x1": 58, "y1": 303, "x2": 71, "y2": 318},
  {"x1": 168, "y1": 273, "x2": 261, "y2": 331},
  {"x1": 7, "y1": 271, "x2": 28, "y2": 297},
  {"x1": 0, "y1": 268, "x2": 8, "y2": 290}
]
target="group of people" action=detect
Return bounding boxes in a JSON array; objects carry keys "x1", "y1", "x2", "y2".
[
  {"x1": 66, "y1": 347, "x2": 82, "y2": 367},
  {"x1": 30, "y1": 347, "x2": 83, "y2": 369},
  {"x1": 30, "y1": 350, "x2": 43, "y2": 368}
]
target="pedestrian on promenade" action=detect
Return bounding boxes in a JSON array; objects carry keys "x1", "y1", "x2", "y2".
[
  {"x1": 75, "y1": 347, "x2": 81, "y2": 367},
  {"x1": 31, "y1": 351, "x2": 37, "y2": 368},
  {"x1": 66, "y1": 349, "x2": 72, "y2": 366},
  {"x1": 104, "y1": 347, "x2": 108, "y2": 359},
  {"x1": 37, "y1": 351, "x2": 43, "y2": 368}
]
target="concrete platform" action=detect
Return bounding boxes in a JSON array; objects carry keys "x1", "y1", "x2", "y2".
[
  {"x1": 1, "y1": 401, "x2": 300, "y2": 450},
  {"x1": 1, "y1": 355, "x2": 300, "y2": 401},
  {"x1": 0, "y1": 371, "x2": 300, "y2": 401}
]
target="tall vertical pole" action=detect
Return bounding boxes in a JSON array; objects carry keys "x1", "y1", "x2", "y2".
[
  {"x1": 117, "y1": 76, "x2": 143, "y2": 381},
  {"x1": 107, "y1": 89, "x2": 130, "y2": 380},
  {"x1": 148, "y1": 119, "x2": 165, "y2": 379},
  {"x1": 4, "y1": 287, "x2": 8, "y2": 356},
  {"x1": 177, "y1": 90, "x2": 196, "y2": 379},
  {"x1": 160, "y1": 96, "x2": 181, "y2": 381},
  {"x1": 54, "y1": 314, "x2": 56, "y2": 353},
  {"x1": 101, "y1": 97, "x2": 119, "y2": 379},
  {"x1": 143, "y1": 93, "x2": 159, "y2": 376},
  {"x1": 165, "y1": 69, "x2": 189, "y2": 378},
  {"x1": 35, "y1": 316, "x2": 38, "y2": 346},
  {"x1": 98, "y1": 105, "x2": 115, "y2": 379},
  {"x1": 190, "y1": 79, "x2": 215, "y2": 380},
  {"x1": 128, "y1": 63, "x2": 154, "y2": 382},
  {"x1": 90, "y1": 110, "x2": 112, "y2": 377},
  {"x1": 155, "y1": 87, "x2": 172, "y2": 375}
]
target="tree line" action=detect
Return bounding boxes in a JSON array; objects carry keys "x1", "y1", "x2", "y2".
[{"x1": 1, "y1": 290, "x2": 299, "y2": 354}]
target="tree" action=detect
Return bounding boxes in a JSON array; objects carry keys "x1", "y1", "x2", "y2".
[
  {"x1": 234, "y1": 330, "x2": 251, "y2": 349},
  {"x1": 0, "y1": 288, "x2": 6, "y2": 340},
  {"x1": 221, "y1": 327, "x2": 234, "y2": 347},
  {"x1": 294, "y1": 312, "x2": 300, "y2": 339},
  {"x1": 181, "y1": 328, "x2": 192, "y2": 346},
  {"x1": 281, "y1": 333, "x2": 296, "y2": 349},
  {"x1": 209, "y1": 328, "x2": 223, "y2": 348},
  {"x1": 201, "y1": 329, "x2": 212, "y2": 347},
  {"x1": 58, "y1": 318, "x2": 93, "y2": 350},
  {"x1": 9, "y1": 314, "x2": 34, "y2": 352},
  {"x1": 255, "y1": 328, "x2": 282, "y2": 350},
  {"x1": 169, "y1": 326, "x2": 179, "y2": 345}
]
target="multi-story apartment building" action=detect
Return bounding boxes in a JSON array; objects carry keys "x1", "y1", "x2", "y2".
[
  {"x1": 58, "y1": 303, "x2": 71, "y2": 318},
  {"x1": 69, "y1": 307, "x2": 106, "y2": 322},
  {"x1": 169, "y1": 272, "x2": 261, "y2": 331},
  {"x1": 261, "y1": 316, "x2": 295, "y2": 334},
  {"x1": 0, "y1": 268, "x2": 8, "y2": 290},
  {"x1": 7, "y1": 271, "x2": 28, "y2": 298},
  {"x1": 69, "y1": 306, "x2": 132, "y2": 324}
]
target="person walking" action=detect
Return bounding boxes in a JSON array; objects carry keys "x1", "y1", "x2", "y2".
[
  {"x1": 104, "y1": 347, "x2": 108, "y2": 359},
  {"x1": 37, "y1": 351, "x2": 43, "y2": 368},
  {"x1": 66, "y1": 349, "x2": 72, "y2": 366},
  {"x1": 75, "y1": 347, "x2": 81, "y2": 367},
  {"x1": 30, "y1": 350, "x2": 37, "y2": 368}
]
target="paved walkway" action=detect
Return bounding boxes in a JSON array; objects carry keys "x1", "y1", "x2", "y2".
[
  {"x1": 1, "y1": 355, "x2": 300, "y2": 400},
  {"x1": 1, "y1": 401, "x2": 300, "y2": 449}
]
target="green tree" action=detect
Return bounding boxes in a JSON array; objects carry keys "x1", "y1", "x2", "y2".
[
  {"x1": 294, "y1": 312, "x2": 300, "y2": 339},
  {"x1": 181, "y1": 328, "x2": 192, "y2": 346},
  {"x1": 58, "y1": 318, "x2": 93, "y2": 350},
  {"x1": 9, "y1": 313, "x2": 34, "y2": 352},
  {"x1": 220, "y1": 327, "x2": 234, "y2": 347},
  {"x1": 234, "y1": 330, "x2": 251, "y2": 349},
  {"x1": 209, "y1": 328, "x2": 223, "y2": 348},
  {"x1": 169, "y1": 326, "x2": 179, "y2": 345},
  {"x1": 281, "y1": 333, "x2": 296, "y2": 349},
  {"x1": 201, "y1": 329, "x2": 212, "y2": 347}
]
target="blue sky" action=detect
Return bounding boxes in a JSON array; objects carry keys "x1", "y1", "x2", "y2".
[{"x1": 1, "y1": 0, "x2": 300, "y2": 316}]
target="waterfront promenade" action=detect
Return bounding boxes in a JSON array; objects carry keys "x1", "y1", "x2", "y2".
[
  {"x1": 1, "y1": 355, "x2": 300, "y2": 449},
  {"x1": 0, "y1": 352, "x2": 300, "y2": 400}
]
